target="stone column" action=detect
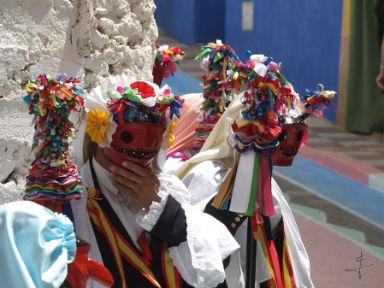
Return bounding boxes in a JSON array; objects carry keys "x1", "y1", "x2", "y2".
[{"x1": 0, "y1": 0, "x2": 158, "y2": 202}]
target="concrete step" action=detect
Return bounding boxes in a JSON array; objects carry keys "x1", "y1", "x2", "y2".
[
  {"x1": 275, "y1": 172, "x2": 384, "y2": 253},
  {"x1": 287, "y1": 197, "x2": 384, "y2": 260},
  {"x1": 289, "y1": 203, "x2": 327, "y2": 223},
  {"x1": 328, "y1": 224, "x2": 366, "y2": 243}
]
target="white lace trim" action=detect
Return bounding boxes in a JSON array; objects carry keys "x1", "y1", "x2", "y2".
[
  {"x1": 169, "y1": 205, "x2": 240, "y2": 287},
  {"x1": 186, "y1": 206, "x2": 239, "y2": 268},
  {"x1": 136, "y1": 185, "x2": 169, "y2": 231}
]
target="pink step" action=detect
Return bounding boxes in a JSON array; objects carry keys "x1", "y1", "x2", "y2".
[{"x1": 294, "y1": 212, "x2": 384, "y2": 287}]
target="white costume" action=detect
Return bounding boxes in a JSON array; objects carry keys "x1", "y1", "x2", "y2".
[
  {"x1": 168, "y1": 93, "x2": 314, "y2": 288},
  {"x1": 70, "y1": 75, "x2": 244, "y2": 288},
  {"x1": 70, "y1": 157, "x2": 240, "y2": 287}
]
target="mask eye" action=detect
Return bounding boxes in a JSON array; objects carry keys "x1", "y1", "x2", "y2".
[{"x1": 121, "y1": 131, "x2": 133, "y2": 143}]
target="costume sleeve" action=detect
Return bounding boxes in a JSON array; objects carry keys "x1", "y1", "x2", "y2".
[
  {"x1": 137, "y1": 173, "x2": 240, "y2": 288},
  {"x1": 204, "y1": 200, "x2": 247, "y2": 236},
  {"x1": 168, "y1": 203, "x2": 239, "y2": 288},
  {"x1": 136, "y1": 184, "x2": 188, "y2": 246}
]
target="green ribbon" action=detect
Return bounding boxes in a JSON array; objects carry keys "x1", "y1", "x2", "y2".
[
  {"x1": 122, "y1": 87, "x2": 142, "y2": 102},
  {"x1": 195, "y1": 46, "x2": 212, "y2": 61},
  {"x1": 157, "y1": 96, "x2": 175, "y2": 104},
  {"x1": 213, "y1": 52, "x2": 223, "y2": 63},
  {"x1": 107, "y1": 87, "x2": 142, "y2": 103},
  {"x1": 246, "y1": 153, "x2": 260, "y2": 216},
  {"x1": 107, "y1": 91, "x2": 122, "y2": 99}
]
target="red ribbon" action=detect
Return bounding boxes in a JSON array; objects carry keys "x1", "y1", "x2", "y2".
[
  {"x1": 137, "y1": 231, "x2": 153, "y2": 267},
  {"x1": 258, "y1": 154, "x2": 275, "y2": 216}
]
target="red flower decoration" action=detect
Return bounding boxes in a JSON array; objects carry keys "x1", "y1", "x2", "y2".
[{"x1": 130, "y1": 81, "x2": 155, "y2": 98}]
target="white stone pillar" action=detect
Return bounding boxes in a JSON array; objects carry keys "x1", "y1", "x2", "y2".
[{"x1": 0, "y1": 0, "x2": 159, "y2": 202}]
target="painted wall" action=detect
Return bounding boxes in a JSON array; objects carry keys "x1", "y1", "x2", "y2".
[
  {"x1": 225, "y1": 0, "x2": 343, "y2": 122},
  {"x1": 195, "y1": 0, "x2": 226, "y2": 44},
  {"x1": 155, "y1": 0, "x2": 343, "y2": 122},
  {"x1": 155, "y1": 0, "x2": 225, "y2": 44},
  {"x1": 155, "y1": 0, "x2": 195, "y2": 44}
]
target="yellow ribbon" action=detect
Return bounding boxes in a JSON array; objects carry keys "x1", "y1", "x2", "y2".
[
  {"x1": 167, "y1": 119, "x2": 177, "y2": 147},
  {"x1": 235, "y1": 118, "x2": 265, "y2": 133},
  {"x1": 87, "y1": 187, "x2": 180, "y2": 288},
  {"x1": 25, "y1": 82, "x2": 37, "y2": 93}
]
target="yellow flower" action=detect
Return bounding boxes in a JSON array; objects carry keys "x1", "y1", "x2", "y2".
[{"x1": 86, "y1": 109, "x2": 110, "y2": 144}]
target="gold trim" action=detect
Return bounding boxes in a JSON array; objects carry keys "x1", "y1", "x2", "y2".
[{"x1": 337, "y1": 0, "x2": 352, "y2": 128}]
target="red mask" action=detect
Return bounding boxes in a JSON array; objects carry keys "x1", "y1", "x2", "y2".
[
  {"x1": 272, "y1": 122, "x2": 308, "y2": 166},
  {"x1": 103, "y1": 121, "x2": 166, "y2": 167}
]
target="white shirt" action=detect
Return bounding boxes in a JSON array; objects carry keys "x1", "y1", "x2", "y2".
[
  {"x1": 179, "y1": 160, "x2": 315, "y2": 288},
  {"x1": 71, "y1": 158, "x2": 240, "y2": 288}
]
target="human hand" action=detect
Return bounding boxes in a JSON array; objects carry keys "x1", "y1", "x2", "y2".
[
  {"x1": 110, "y1": 161, "x2": 161, "y2": 209},
  {"x1": 377, "y1": 71, "x2": 384, "y2": 90}
]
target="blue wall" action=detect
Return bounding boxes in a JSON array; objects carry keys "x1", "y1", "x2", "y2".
[
  {"x1": 194, "y1": 0, "x2": 226, "y2": 44},
  {"x1": 155, "y1": 0, "x2": 343, "y2": 122},
  {"x1": 155, "y1": 0, "x2": 225, "y2": 45},
  {"x1": 225, "y1": 0, "x2": 343, "y2": 122},
  {"x1": 155, "y1": 0, "x2": 195, "y2": 44}
]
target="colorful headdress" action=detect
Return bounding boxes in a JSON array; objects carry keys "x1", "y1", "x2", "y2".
[
  {"x1": 229, "y1": 54, "x2": 303, "y2": 153},
  {"x1": 23, "y1": 74, "x2": 84, "y2": 209},
  {"x1": 211, "y1": 53, "x2": 336, "y2": 218},
  {"x1": 272, "y1": 84, "x2": 336, "y2": 166},
  {"x1": 153, "y1": 44, "x2": 185, "y2": 86},
  {"x1": 300, "y1": 84, "x2": 336, "y2": 119},
  {"x1": 194, "y1": 41, "x2": 243, "y2": 143},
  {"x1": 85, "y1": 78, "x2": 184, "y2": 166}
]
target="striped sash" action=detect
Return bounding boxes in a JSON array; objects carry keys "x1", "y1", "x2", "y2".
[
  {"x1": 87, "y1": 187, "x2": 181, "y2": 288},
  {"x1": 86, "y1": 157, "x2": 181, "y2": 288}
]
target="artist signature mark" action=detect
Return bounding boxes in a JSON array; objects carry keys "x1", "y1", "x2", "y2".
[{"x1": 344, "y1": 251, "x2": 374, "y2": 279}]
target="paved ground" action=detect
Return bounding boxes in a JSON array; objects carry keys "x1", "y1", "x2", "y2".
[
  {"x1": 296, "y1": 212, "x2": 384, "y2": 287},
  {"x1": 158, "y1": 31, "x2": 384, "y2": 287}
]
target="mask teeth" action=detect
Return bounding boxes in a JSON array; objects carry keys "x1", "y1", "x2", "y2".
[{"x1": 112, "y1": 144, "x2": 157, "y2": 159}]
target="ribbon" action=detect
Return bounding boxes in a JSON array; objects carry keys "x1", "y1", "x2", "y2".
[
  {"x1": 257, "y1": 222, "x2": 284, "y2": 288},
  {"x1": 167, "y1": 119, "x2": 177, "y2": 147},
  {"x1": 87, "y1": 188, "x2": 160, "y2": 288},
  {"x1": 246, "y1": 153, "x2": 260, "y2": 215},
  {"x1": 167, "y1": 151, "x2": 190, "y2": 161},
  {"x1": 87, "y1": 188, "x2": 129, "y2": 288},
  {"x1": 229, "y1": 151, "x2": 256, "y2": 214},
  {"x1": 161, "y1": 243, "x2": 181, "y2": 288},
  {"x1": 23, "y1": 74, "x2": 84, "y2": 205},
  {"x1": 301, "y1": 83, "x2": 337, "y2": 119},
  {"x1": 228, "y1": 152, "x2": 274, "y2": 217},
  {"x1": 137, "y1": 231, "x2": 153, "y2": 267},
  {"x1": 257, "y1": 154, "x2": 275, "y2": 216},
  {"x1": 282, "y1": 239, "x2": 297, "y2": 288},
  {"x1": 212, "y1": 166, "x2": 237, "y2": 209},
  {"x1": 87, "y1": 187, "x2": 181, "y2": 288}
]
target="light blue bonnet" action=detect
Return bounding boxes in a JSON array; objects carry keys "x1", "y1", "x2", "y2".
[{"x1": 0, "y1": 201, "x2": 76, "y2": 288}]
